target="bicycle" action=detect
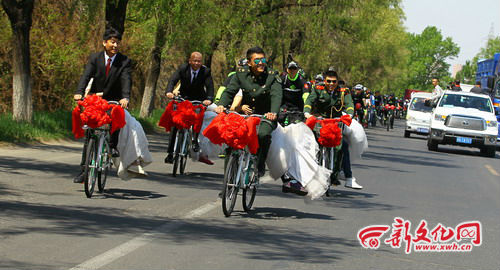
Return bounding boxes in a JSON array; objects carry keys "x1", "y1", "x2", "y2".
[
  {"x1": 221, "y1": 113, "x2": 265, "y2": 217},
  {"x1": 313, "y1": 117, "x2": 345, "y2": 197},
  {"x1": 169, "y1": 97, "x2": 205, "y2": 177},
  {"x1": 81, "y1": 101, "x2": 118, "y2": 198}
]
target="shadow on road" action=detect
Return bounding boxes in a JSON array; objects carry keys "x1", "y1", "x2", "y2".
[
  {"x1": 362, "y1": 151, "x2": 461, "y2": 168},
  {"x1": 237, "y1": 207, "x2": 336, "y2": 220},
  {"x1": 101, "y1": 188, "x2": 167, "y2": 200},
  {"x1": 0, "y1": 156, "x2": 79, "y2": 178},
  {"x1": 161, "y1": 218, "x2": 355, "y2": 263},
  {"x1": 0, "y1": 199, "x2": 362, "y2": 264},
  {"x1": 434, "y1": 146, "x2": 497, "y2": 158}
]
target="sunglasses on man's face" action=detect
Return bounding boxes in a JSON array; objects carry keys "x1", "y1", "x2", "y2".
[
  {"x1": 253, "y1": 58, "x2": 267, "y2": 65},
  {"x1": 325, "y1": 79, "x2": 337, "y2": 84}
]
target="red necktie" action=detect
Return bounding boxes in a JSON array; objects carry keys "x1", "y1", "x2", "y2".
[{"x1": 106, "y1": 58, "x2": 112, "y2": 77}]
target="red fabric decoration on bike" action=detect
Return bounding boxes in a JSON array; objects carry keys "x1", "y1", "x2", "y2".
[
  {"x1": 202, "y1": 112, "x2": 227, "y2": 145},
  {"x1": 245, "y1": 116, "x2": 261, "y2": 154},
  {"x1": 159, "y1": 100, "x2": 201, "y2": 131},
  {"x1": 305, "y1": 116, "x2": 318, "y2": 130},
  {"x1": 221, "y1": 113, "x2": 249, "y2": 150},
  {"x1": 385, "y1": 104, "x2": 390, "y2": 109},
  {"x1": 318, "y1": 119, "x2": 342, "y2": 147},
  {"x1": 110, "y1": 105, "x2": 126, "y2": 134},
  {"x1": 390, "y1": 105, "x2": 395, "y2": 110},
  {"x1": 192, "y1": 104, "x2": 206, "y2": 133},
  {"x1": 173, "y1": 101, "x2": 196, "y2": 129},
  {"x1": 202, "y1": 113, "x2": 261, "y2": 153},
  {"x1": 158, "y1": 101, "x2": 175, "y2": 131},
  {"x1": 72, "y1": 95, "x2": 126, "y2": 138},
  {"x1": 72, "y1": 106, "x2": 85, "y2": 139},
  {"x1": 339, "y1": 114, "x2": 352, "y2": 126}
]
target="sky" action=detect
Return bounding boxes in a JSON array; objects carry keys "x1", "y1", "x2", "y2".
[{"x1": 402, "y1": 0, "x2": 500, "y2": 67}]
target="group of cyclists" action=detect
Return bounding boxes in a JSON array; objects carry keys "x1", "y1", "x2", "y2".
[{"x1": 71, "y1": 27, "x2": 408, "y2": 202}]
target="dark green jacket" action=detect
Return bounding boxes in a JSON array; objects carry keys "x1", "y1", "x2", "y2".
[
  {"x1": 219, "y1": 66, "x2": 283, "y2": 114},
  {"x1": 304, "y1": 85, "x2": 354, "y2": 118}
]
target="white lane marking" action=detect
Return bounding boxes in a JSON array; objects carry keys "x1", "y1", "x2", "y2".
[
  {"x1": 485, "y1": 165, "x2": 499, "y2": 176},
  {"x1": 69, "y1": 201, "x2": 219, "y2": 270}
]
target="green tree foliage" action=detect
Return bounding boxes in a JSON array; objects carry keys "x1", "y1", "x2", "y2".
[
  {"x1": 455, "y1": 36, "x2": 500, "y2": 84},
  {"x1": 0, "y1": 0, "x2": 452, "y2": 113},
  {"x1": 405, "y1": 26, "x2": 459, "y2": 91}
]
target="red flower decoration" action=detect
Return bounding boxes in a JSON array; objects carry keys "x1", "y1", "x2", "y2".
[
  {"x1": 71, "y1": 95, "x2": 126, "y2": 139},
  {"x1": 158, "y1": 100, "x2": 205, "y2": 132},
  {"x1": 317, "y1": 119, "x2": 342, "y2": 147},
  {"x1": 202, "y1": 113, "x2": 261, "y2": 154}
]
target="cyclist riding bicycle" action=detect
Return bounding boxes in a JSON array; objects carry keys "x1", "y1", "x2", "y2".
[
  {"x1": 352, "y1": 84, "x2": 366, "y2": 127},
  {"x1": 164, "y1": 51, "x2": 214, "y2": 165},
  {"x1": 304, "y1": 67, "x2": 363, "y2": 189},
  {"x1": 72, "y1": 27, "x2": 131, "y2": 184},
  {"x1": 279, "y1": 61, "x2": 309, "y2": 125},
  {"x1": 216, "y1": 46, "x2": 282, "y2": 180}
]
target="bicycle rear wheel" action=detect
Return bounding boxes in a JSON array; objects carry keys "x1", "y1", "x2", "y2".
[
  {"x1": 222, "y1": 153, "x2": 239, "y2": 217},
  {"x1": 98, "y1": 139, "x2": 110, "y2": 193},
  {"x1": 172, "y1": 131, "x2": 183, "y2": 177},
  {"x1": 84, "y1": 138, "x2": 98, "y2": 198},
  {"x1": 242, "y1": 158, "x2": 257, "y2": 212}
]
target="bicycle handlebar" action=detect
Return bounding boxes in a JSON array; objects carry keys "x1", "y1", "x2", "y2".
[{"x1": 173, "y1": 96, "x2": 205, "y2": 106}]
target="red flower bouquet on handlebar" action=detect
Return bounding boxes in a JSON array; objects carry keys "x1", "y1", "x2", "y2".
[
  {"x1": 158, "y1": 100, "x2": 206, "y2": 133},
  {"x1": 202, "y1": 112, "x2": 261, "y2": 154},
  {"x1": 305, "y1": 114, "x2": 352, "y2": 147},
  {"x1": 72, "y1": 95, "x2": 126, "y2": 139}
]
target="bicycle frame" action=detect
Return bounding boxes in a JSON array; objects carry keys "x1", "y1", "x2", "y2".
[{"x1": 85, "y1": 126, "x2": 111, "y2": 173}]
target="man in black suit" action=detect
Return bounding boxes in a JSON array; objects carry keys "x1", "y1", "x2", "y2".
[
  {"x1": 164, "y1": 52, "x2": 214, "y2": 164},
  {"x1": 72, "y1": 27, "x2": 132, "y2": 183}
]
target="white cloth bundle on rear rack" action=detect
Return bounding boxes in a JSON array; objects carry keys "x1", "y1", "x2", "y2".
[
  {"x1": 116, "y1": 110, "x2": 153, "y2": 180},
  {"x1": 191, "y1": 104, "x2": 222, "y2": 161},
  {"x1": 342, "y1": 119, "x2": 368, "y2": 161},
  {"x1": 266, "y1": 123, "x2": 331, "y2": 200}
]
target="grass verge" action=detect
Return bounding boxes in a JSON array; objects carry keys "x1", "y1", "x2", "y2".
[{"x1": 0, "y1": 109, "x2": 164, "y2": 143}]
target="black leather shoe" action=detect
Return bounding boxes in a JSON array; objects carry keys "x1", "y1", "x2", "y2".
[
  {"x1": 192, "y1": 141, "x2": 200, "y2": 152},
  {"x1": 73, "y1": 171, "x2": 84, "y2": 183},
  {"x1": 111, "y1": 148, "x2": 120, "y2": 158},
  {"x1": 164, "y1": 153, "x2": 174, "y2": 164}
]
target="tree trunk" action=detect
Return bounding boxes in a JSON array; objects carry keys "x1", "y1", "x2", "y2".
[
  {"x1": 139, "y1": 20, "x2": 167, "y2": 118},
  {"x1": 205, "y1": 39, "x2": 219, "y2": 71},
  {"x1": 105, "y1": 0, "x2": 128, "y2": 34},
  {"x1": 1, "y1": 0, "x2": 34, "y2": 122},
  {"x1": 139, "y1": 46, "x2": 162, "y2": 118}
]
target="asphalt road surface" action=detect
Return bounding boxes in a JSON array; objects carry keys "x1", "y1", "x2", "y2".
[{"x1": 1, "y1": 120, "x2": 499, "y2": 270}]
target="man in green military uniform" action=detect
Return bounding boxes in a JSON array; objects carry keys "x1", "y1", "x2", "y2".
[
  {"x1": 304, "y1": 68, "x2": 354, "y2": 119},
  {"x1": 216, "y1": 47, "x2": 282, "y2": 177},
  {"x1": 304, "y1": 68, "x2": 363, "y2": 189}
]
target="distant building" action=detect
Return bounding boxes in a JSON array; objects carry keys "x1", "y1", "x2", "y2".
[{"x1": 452, "y1": 64, "x2": 463, "y2": 78}]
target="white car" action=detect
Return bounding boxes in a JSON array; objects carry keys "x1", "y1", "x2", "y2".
[
  {"x1": 428, "y1": 91, "x2": 498, "y2": 157},
  {"x1": 405, "y1": 92, "x2": 433, "y2": 137}
]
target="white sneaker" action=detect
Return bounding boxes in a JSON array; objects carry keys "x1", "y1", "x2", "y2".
[
  {"x1": 339, "y1": 171, "x2": 346, "y2": 180},
  {"x1": 345, "y1": 177, "x2": 363, "y2": 189}
]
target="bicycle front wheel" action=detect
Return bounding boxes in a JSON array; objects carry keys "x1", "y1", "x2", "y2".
[
  {"x1": 242, "y1": 158, "x2": 257, "y2": 212},
  {"x1": 222, "y1": 153, "x2": 239, "y2": 217},
  {"x1": 98, "y1": 139, "x2": 110, "y2": 193},
  {"x1": 172, "y1": 131, "x2": 183, "y2": 177},
  {"x1": 179, "y1": 131, "x2": 190, "y2": 175},
  {"x1": 84, "y1": 138, "x2": 98, "y2": 198}
]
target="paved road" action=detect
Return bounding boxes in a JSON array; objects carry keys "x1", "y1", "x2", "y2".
[{"x1": 1, "y1": 120, "x2": 499, "y2": 270}]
